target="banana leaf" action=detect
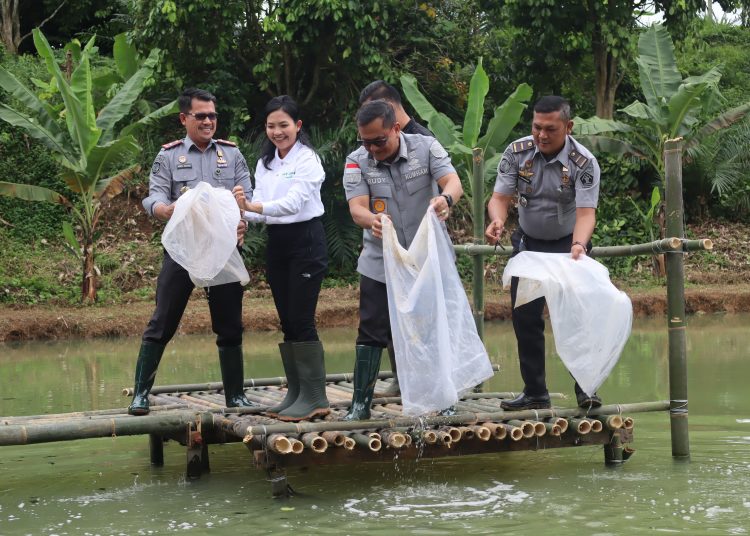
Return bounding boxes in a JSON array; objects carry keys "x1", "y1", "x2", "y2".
[
  {"x1": 463, "y1": 58, "x2": 489, "y2": 149},
  {"x1": 400, "y1": 73, "x2": 459, "y2": 149},
  {"x1": 477, "y1": 83, "x2": 533, "y2": 153},
  {"x1": 113, "y1": 33, "x2": 138, "y2": 80},
  {"x1": 0, "y1": 181, "x2": 70, "y2": 207},
  {"x1": 636, "y1": 25, "x2": 681, "y2": 108}
]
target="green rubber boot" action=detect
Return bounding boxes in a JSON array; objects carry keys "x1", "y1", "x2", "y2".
[
  {"x1": 277, "y1": 341, "x2": 330, "y2": 421},
  {"x1": 266, "y1": 342, "x2": 298, "y2": 417},
  {"x1": 343, "y1": 345, "x2": 383, "y2": 421},
  {"x1": 127, "y1": 341, "x2": 166, "y2": 416},
  {"x1": 375, "y1": 342, "x2": 400, "y2": 397},
  {"x1": 218, "y1": 346, "x2": 255, "y2": 408}
]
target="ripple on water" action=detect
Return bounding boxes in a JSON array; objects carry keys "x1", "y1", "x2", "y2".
[{"x1": 342, "y1": 481, "x2": 529, "y2": 520}]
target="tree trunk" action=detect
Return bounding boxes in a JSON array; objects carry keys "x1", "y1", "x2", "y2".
[
  {"x1": 81, "y1": 239, "x2": 97, "y2": 303},
  {"x1": 0, "y1": 0, "x2": 20, "y2": 54},
  {"x1": 592, "y1": 36, "x2": 619, "y2": 119}
]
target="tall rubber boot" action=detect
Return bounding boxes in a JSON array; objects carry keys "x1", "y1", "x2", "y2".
[
  {"x1": 127, "y1": 341, "x2": 166, "y2": 416},
  {"x1": 266, "y1": 342, "x2": 298, "y2": 417},
  {"x1": 277, "y1": 341, "x2": 330, "y2": 421},
  {"x1": 218, "y1": 346, "x2": 255, "y2": 408},
  {"x1": 343, "y1": 345, "x2": 383, "y2": 421},
  {"x1": 375, "y1": 342, "x2": 400, "y2": 397}
]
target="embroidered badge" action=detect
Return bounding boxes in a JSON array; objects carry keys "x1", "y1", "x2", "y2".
[
  {"x1": 373, "y1": 199, "x2": 387, "y2": 213},
  {"x1": 344, "y1": 162, "x2": 362, "y2": 186}
]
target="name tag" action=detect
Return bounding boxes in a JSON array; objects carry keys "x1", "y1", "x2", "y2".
[
  {"x1": 176, "y1": 163, "x2": 192, "y2": 169},
  {"x1": 404, "y1": 168, "x2": 428, "y2": 181}
]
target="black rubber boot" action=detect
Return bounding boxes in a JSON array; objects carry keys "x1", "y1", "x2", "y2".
[
  {"x1": 343, "y1": 345, "x2": 383, "y2": 421},
  {"x1": 375, "y1": 342, "x2": 400, "y2": 397},
  {"x1": 575, "y1": 384, "x2": 602, "y2": 409},
  {"x1": 218, "y1": 346, "x2": 254, "y2": 408},
  {"x1": 266, "y1": 342, "x2": 298, "y2": 417},
  {"x1": 277, "y1": 341, "x2": 330, "y2": 421},
  {"x1": 127, "y1": 341, "x2": 166, "y2": 416}
]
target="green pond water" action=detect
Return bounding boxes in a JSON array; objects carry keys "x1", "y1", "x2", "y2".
[{"x1": 1, "y1": 313, "x2": 749, "y2": 535}]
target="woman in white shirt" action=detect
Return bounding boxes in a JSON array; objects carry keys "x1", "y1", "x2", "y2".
[{"x1": 233, "y1": 95, "x2": 329, "y2": 422}]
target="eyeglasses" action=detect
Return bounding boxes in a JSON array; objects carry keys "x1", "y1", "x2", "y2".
[
  {"x1": 358, "y1": 135, "x2": 389, "y2": 148},
  {"x1": 185, "y1": 112, "x2": 218, "y2": 121}
]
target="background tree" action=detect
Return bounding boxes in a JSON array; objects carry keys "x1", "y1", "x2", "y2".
[
  {"x1": 481, "y1": 0, "x2": 721, "y2": 119},
  {"x1": 0, "y1": 30, "x2": 176, "y2": 301}
]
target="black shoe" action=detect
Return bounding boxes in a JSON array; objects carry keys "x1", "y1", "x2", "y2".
[
  {"x1": 500, "y1": 392, "x2": 551, "y2": 410},
  {"x1": 576, "y1": 391, "x2": 602, "y2": 409}
]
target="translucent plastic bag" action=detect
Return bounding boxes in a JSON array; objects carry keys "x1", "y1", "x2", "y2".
[
  {"x1": 161, "y1": 182, "x2": 249, "y2": 287},
  {"x1": 502, "y1": 251, "x2": 632, "y2": 395},
  {"x1": 382, "y1": 208, "x2": 494, "y2": 415}
]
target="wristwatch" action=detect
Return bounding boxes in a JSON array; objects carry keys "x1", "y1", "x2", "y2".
[
  {"x1": 441, "y1": 193, "x2": 454, "y2": 208},
  {"x1": 572, "y1": 240, "x2": 588, "y2": 253}
]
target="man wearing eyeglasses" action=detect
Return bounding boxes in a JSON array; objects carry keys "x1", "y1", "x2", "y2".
[
  {"x1": 128, "y1": 87, "x2": 254, "y2": 416},
  {"x1": 341, "y1": 99, "x2": 463, "y2": 420}
]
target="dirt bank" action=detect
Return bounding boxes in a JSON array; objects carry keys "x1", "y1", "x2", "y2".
[{"x1": 2, "y1": 284, "x2": 748, "y2": 342}]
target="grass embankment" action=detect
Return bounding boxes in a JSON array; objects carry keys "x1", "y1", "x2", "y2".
[{"x1": 1, "y1": 196, "x2": 749, "y2": 342}]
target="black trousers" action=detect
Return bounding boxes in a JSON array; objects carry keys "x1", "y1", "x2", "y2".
[
  {"x1": 266, "y1": 218, "x2": 328, "y2": 342},
  {"x1": 509, "y1": 228, "x2": 591, "y2": 396},
  {"x1": 356, "y1": 275, "x2": 391, "y2": 348},
  {"x1": 143, "y1": 250, "x2": 244, "y2": 347}
]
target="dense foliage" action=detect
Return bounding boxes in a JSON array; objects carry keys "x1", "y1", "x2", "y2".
[{"x1": 1, "y1": 2, "x2": 750, "y2": 304}]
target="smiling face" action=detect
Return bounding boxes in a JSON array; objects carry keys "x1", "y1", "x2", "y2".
[
  {"x1": 266, "y1": 109, "x2": 301, "y2": 158},
  {"x1": 358, "y1": 118, "x2": 400, "y2": 162},
  {"x1": 180, "y1": 98, "x2": 217, "y2": 150},
  {"x1": 531, "y1": 110, "x2": 573, "y2": 157}
]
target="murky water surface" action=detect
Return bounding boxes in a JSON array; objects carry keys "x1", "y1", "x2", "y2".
[{"x1": 1, "y1": 313, "x2": 749, "y2": 534}]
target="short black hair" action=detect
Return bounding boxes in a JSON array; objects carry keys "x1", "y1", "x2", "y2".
[
  {"x1": 356, "y1": 100, "x2": 396, "y2": 129},
  {"x1": 260, "y1": 95, "x2": 315, "y2": 170},
  {"x1": 533, "y1": 96, "x2": 571, "y2": 122},
  {"x1": 359, "y1": 80, "x2": 402, "y2": 106},
  {"x1": 178, "y1": 88, "x2": 216, "y2": 113}
]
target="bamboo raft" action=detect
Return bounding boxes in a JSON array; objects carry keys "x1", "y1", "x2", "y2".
[{"x1": 1, "y1": 367, "x2": 661, "y2": 495}]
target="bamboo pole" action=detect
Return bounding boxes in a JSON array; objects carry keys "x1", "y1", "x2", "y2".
[
  {"x1": 501, "y1": 423, "x2": 523, "y2": 441},
  {"x1": 242, "y1": 401, "x2": 668, "y2": 438},
  {"x1": 471, "y1": 147, "x2": 485, "y2": 341},
  {"x1": 349, "y1": 432, "x2": 381, "y2": 451},
  {"x1": 568, "y1": 418, "x2": 591, "y2": 435},
  {"x1": 595, "y1": 415, "x2": 623, "y2": 430},
  {"x1": 547, "y1": 417, "x2": 568, "y2": 434},
  {"x1": 453, "y1": 238, "x2": 712, "y2": 258},
  {"x1": 622, "y1": 416, "x2": 634, "y2": 430},
  {"x1": 544, "y1": 422, "x2": 562, "y2": 436},
  {"x1": 481, "y1": 422, "x2": 507, "y2": 440},
  {"x1": 507, "y1": 420, "x2": 535, "y2": 438},
  {"x1": 380, "y1": 430, "x2": 407, "y2": 449},
  {"x1": 320, "y1": 431, "x2": 346, "y2": 447},
  {"x1": 664, "y1": 137, "x2": 690, "y2": 459},
  {"x1": 267, "y1": 434, "x2": 293, "y2": 454},
  {"x1": 471, "y1": 425, "x2": 491, "y2": 441},
  {"x1": 301, "y1": 433, "x2": 328, "y2": 453},
  {"x1": 532, "y1": 421, "x2": 547, "y2": 437},
  {"x1": 121, "y1": 371, "x2": 398, "y2": 397},
  {"x1": 588, "y1": 418, "x2": 603, "y2": 433}
]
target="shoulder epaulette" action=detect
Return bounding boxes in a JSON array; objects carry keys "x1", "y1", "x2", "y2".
[
  {"x1": 216, "y1": 139, "x2": 237, "y2": 147},
  {"x1": 568, "y1": 150, "x2": 589, "y2": 168},
  {"x1": 512, "y1": 139, "x2": 535, "y2": 153},
  {"x1": 161, "y1": 139, "x2": 183, "y2": 150}
]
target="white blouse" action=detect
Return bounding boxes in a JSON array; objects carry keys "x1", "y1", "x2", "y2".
[{"x1": 243, "y1": 141, "x2": 325, "y2": 224}]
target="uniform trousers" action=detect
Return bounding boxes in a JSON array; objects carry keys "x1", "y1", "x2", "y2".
[
  {"x1": 509, "y1": 228, "x2": 591, "y2": 396},
  {"x1": 143, "y1": 251, "x2": 244, "y2": 347},
  {"x1": 356, "y1": 275, "x2": 391, "y2": 348},
  {"x1": 266, "y1": 217, "x2": 328, "y2": 342}
]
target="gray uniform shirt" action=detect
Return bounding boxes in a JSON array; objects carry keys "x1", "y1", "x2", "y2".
[
  {"x1": 344, "y1": 132, "x2": 456, "y2": 283},
  {"x1": 493, "y1": 135, "x2": 600, "y2": 240},
  {"x1": 142, "y1": 136, "x2": 252, "y2": 217}
]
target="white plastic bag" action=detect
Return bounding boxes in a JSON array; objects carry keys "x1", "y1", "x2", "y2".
[
  {"x1": 382, "y1": 207, "x2": 494, "y2": 416},
  {"x1": 502, "y1": 251, "x2": 632, "y2": 395},
  {"x1": 161, "y1": 182, "x2": 249, "y2": 287}
]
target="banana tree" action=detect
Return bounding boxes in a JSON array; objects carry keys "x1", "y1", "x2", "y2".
[
  {"x1": 400, "y1": 59, "x2": 532, "y2": 210},
  {"x1": 0, "y1": 29, "x2": 177, "y2": 302},
  {"x1": 574, "y1": 24, "x2": 750, "y2": 191}
]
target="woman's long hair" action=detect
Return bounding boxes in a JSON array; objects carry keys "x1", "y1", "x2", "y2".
[{"x1": 260, "y1": 95, "x2": 315, "y2": 170}]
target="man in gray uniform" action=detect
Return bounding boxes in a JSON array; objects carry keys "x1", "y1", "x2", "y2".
[
  {"x1": 357, "y1": 81, "x2": 433, "y2": 396},
  {"x1": 485, "y1": 95, "x2": 602, "y2": 410},
  {"x1": 342, "y1": 99, "x2": 463, "y2": 420},
  {"x1": 128, "y1": 87, "x2": 254, "y2": 415}
]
